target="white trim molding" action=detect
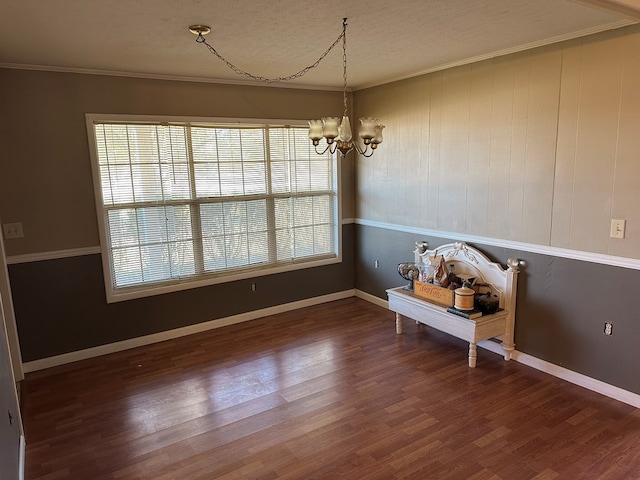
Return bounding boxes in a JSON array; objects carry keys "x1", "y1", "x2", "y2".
[
  {"x1": 19, "y1": 434, "x2": 25, "y2": 480},
  {"x1": 21, "y1": 287, "x2": 640, "y2": 408},
  {"x1": 22, "y1": 289, "x2": 356, "y2": 373},
  {"x1": 477, "y1": 340, "x2": 640, "y2": 409},
  {"x1": 355, "y1": 289, "x2": 387, "y2": 308},
  {"x1": 0, "y1": 64, "x2": 344, "y2": 92},
  {"x1": 355, "y1": 218, "x2": 640, "y2": 271},
  {"x1": 6, "y1": 247, "x2": 101, "y2": 265},
  {"x1": 1, "y1": 19, "x2": 635, "y2": 93},
  {"x1": 5, "y1": 222, "x2": 357, "y2": 266},
  {"x1": 358, "y1": 20, "x2": 635, "y2": 90}
]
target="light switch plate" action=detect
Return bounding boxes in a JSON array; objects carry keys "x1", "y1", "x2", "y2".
[{"x1": 610, "y1": 219, "x2": 626, "y2": 239}]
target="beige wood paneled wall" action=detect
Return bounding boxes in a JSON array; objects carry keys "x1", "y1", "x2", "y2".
[{"x1": 354, "y1": 25, "x2": 640, "y2": 259}]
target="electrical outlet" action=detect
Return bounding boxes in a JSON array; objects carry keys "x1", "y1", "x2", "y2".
[
  {"x1": 2, "y1": 222, "x2": 23, "y2": 239},
  {"x1": 374, "y1": 260, "x2": 379, "y2": 268},
  {"x1": 604, "y1": 322, "x2": 613, "y2": 336},
  {"x1": 610, "y1": 219, "x2": 626, "y2": 239}
]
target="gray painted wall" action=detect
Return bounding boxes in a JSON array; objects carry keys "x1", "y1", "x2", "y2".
[
  {"x1": 10, "y1": 225, "x2": 354, "y2": 362},
  {"x1": 0, "y1": 69, "x2": 353, "y2": 257},
  {"x1": 355, "y1": 224, "x2": 640, "y2": 396},
  {"x1": 0, "y1": 68, "x2": 356, "y2": 366}
]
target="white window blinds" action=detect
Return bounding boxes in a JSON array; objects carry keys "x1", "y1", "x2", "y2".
[{"x1": 88, "y1": 117, "x2": 339, "y2": 301}]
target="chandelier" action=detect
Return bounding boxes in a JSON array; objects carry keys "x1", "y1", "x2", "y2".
[
  {"x1": 308, "y1": 19, "x2": 384, "y2": 158},
  {"x1": 189, "y1": 18, "x2": 384, "y2": 158}
]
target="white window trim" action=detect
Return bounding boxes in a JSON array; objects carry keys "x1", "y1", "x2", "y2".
[{"x1": 85, "y1": 113, "x2": 342, "y2": 303}]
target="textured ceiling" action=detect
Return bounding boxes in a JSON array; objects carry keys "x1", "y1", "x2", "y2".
[{"x1": 0, "y1": 0, "x2": 637, "y2": 90}]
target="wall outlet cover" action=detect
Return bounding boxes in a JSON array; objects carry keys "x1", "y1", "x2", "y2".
[{"x1": 2, "y1": 223, "x2": 23, "y2": 239}]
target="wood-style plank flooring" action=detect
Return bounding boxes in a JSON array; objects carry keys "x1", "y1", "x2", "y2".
[{"x1": 21, "y1": 298, "x2": 640, "y2": 479}]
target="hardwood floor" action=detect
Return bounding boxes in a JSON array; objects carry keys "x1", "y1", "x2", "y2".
[{"x1": 22, "y1": 298, "x2": 640, "y2": 479}]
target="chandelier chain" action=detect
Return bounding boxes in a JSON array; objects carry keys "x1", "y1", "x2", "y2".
[
  {"x1": 342, "y1": 18, "x2": 348, "y2": 118},
  {"x1": 195, "y1": 19, "x2": 347, "y2": 84}
]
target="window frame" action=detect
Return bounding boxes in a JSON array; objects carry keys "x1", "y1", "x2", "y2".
[{"x1": 85, "y1": 113, "x2": 342, "y2": 303}]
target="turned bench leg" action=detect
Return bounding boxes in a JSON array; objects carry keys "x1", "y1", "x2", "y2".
[
  {"x1": 395, "y1": 312, "x2": 403, "y2": 334},
  {"x1": 468, "y1": 342, "x2": 477, "y2": 368},
  {"x1": 501, "y1": 342, "x2": 515, "y2": 361}
]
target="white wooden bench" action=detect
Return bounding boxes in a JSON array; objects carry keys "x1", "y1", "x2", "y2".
[{"x1": 386, "y1": 242, "x2": 521, "y2": 367}]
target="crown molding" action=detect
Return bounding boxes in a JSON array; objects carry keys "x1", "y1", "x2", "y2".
[
  {"x1": 570, "y1": 0, "x2": 640, "y2": 21},
  {"x1": 356, "y1": 19, "x2": 635, "y2": 90},
  {"x1": 0, "y1": 63, "x2": 344, "y2": 92}
]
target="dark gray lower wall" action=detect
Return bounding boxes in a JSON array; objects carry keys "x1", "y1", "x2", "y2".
[
  {"x1": 10, "y1": 225, "x2": 355, "y2": 363},
  {"x1": 355, "y1": 224, "x2": 640, "y2": 396}
]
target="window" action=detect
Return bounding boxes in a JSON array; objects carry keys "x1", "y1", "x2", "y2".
[{"x1": 86, "y1": 115, "x2": 339, "y2": 302}]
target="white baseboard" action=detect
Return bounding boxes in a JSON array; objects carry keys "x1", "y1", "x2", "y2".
[
  {"x1": 353, "y1": 290, "x2": 640, "y2": 409},
  {"x1": 510, "y1": 348, "x2": 640, "y2": 408},
  {"x1": 23, "y1": 288, "x2": 640, "y2": 409},
  {"x1": 22, "y1": 289, "x2": 356, "y2": 373},
  {"x1": 477, "y1": 341, "x2": 640, "y2": 408},
  {"x1": 355, "y1": 289, "x2": 388, "y2": 308},
  {"x1": 19, "y1": 434, "x2": 25, "y2": 480}
]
